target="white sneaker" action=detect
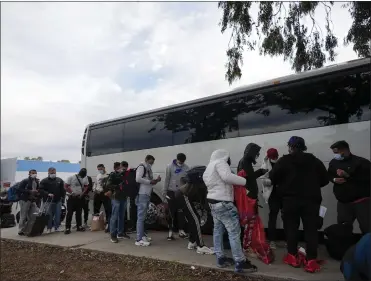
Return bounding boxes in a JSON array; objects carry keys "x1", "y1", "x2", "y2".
[
  {"x1": 187, "y1": 242, "x2": 197, "y2": 250},
  {"x1": 135, "y1": 239, "x2": 151, "y2": 247},
  {"x1": 196, "y1": 246, "x2": 215, "y2": 255},
  {"x1": 143, "y1": 235, "x2": 152, "y2": 242},
  {"x1": 47, "y1": 229, "x2": 52, "y2": 234},
  {"x1": 55, "y1": 227, "x2": 63, "y2": 232}
]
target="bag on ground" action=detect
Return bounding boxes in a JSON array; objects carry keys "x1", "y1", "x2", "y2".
[
  {"x1": 90, "y1": 211, "x2": 105, "y2": 231},
  {"x1": 234, "y1": 169, "x2": 274, "y2": 265},
  {"x1": 0, "y1": 213, "x2": 16, "y2": 228},
  {"x1": 24, "y1": 199, "x2": 51, "y2": 237},
  {"x1": 324, "y1": 223, "x2": 357, "y2": 261}
]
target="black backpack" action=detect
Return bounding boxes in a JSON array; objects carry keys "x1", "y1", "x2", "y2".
[
  {"x1": 121, "y1": 165, "x2": 146, "y2": 198},
  {"x1": 184, "y1": 166, "x2": 206, "y2": 184},
  {"x1": 324, "y1": 223, "x2": 357, "y2": 260}
]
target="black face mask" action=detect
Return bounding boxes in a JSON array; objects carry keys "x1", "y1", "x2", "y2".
[
  {"x1": 79, "y1": 171, "x2": 87, "y2": 178},
  {"x1": 227, "y1": 158, "x2": 231, "y2": 166}
]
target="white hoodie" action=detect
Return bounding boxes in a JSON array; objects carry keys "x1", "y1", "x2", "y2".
[
  {"x1": 203, "y1": 149, "x2": 247, "y2": 202},
  {"x1": 259, "y1": 156, "x2": 275, "y2": 203}
]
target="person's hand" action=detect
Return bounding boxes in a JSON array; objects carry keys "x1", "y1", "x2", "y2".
[
  {"x1": 162, "y1": 192, "x2": 168, "y2": 203},
  {"x1": 104, "y1": 191, "x2": 112, "y2": 198},
  {"x1": 157, "y1": 175, "x2": 161, "y2": 182},
  {"x1": 334, "y1": 178, "x2": 346, "y2": 184},
  {"x1": 337, "y1": 169, "x2": 349, "y2": 178},
  {"x1": 150, "y1": 180, "x2": 157, "y2": 185},
  {"x1": 48, "y1": 193, "x2": 54, "y2": 197}
]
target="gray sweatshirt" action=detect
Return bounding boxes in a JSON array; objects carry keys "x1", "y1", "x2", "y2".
[
  {"x1": 136, "y1": 162, "x2": 154, "y2": 196},
  {"x1": 164, "y1": 160, "x2": 189, "y2": 193}
]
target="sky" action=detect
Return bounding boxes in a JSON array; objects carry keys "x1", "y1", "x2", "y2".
[{"x1": 1, "y1": 2, "x2": 359, "y2": 162}]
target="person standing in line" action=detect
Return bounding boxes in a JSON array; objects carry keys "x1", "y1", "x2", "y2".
[
  {"x1": 40, "y1": 167, "x2": 65, "y2": 233},
  {"x1": 269, "y1": 136, "x2": 329, "y2": 273},
  {"x1": 64, "y1": 168, "x2": 89, "y2": 234},
  {"x1": 120, "y1": 161, "x2": 137, "y2": 234},
  {"x1": 163, "y1": 153, "x2": 190, "y2": 241},
  {"x1": 81, "y1": 174, "x2": 93, "y2": 228},
  {"x1": 135, "y1": 155, "x2": 161, "y2": 247},
  {"x1": 261, "y1": 148, "x2": 282, "y2": 249},
  {"x1": 17, "y1": 169, "x2": 41, "y2": 236},
  {"x1": 93, "y1": 164, "x2": 111, "y2": 233},
  {"x1": 203, "y1": 149, "x2": 257, "y2": 273},
  {"x1": 328, "y1": 140, "x2": 370, "y2": 234},
  {"x1": 106, "y1": 162, "x2": 130, "y2": 243}
]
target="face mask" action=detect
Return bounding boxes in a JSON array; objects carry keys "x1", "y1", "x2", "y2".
[
  {"x1": 270, "y1": 159, "x2": 277, "y2": 163},
  {"x1": 79, "y1": 171, "x2": 87, "y2": 178},
  {"x1": 49, "y1": 174, "x2": 56, "y2": 179},
  {"x1": 176, "y1": 161, "x2": 184, "y2": 167},
  {"x1": 333, "y1": 154, "x2": 344, "y2": 161},
  {"x1": 227, "y1": 158, "x2": 231, "y2": 166},
  {"x1": 98, "y1": 170, "x2": 104, "y2": 174},
  {"x1": 30, "y1": 174, "x2": 37, "y2": 179}
]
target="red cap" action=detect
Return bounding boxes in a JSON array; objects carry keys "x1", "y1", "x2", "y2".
[{"x1": 267, "y1": 148, "x2": 279, "y2": 160}]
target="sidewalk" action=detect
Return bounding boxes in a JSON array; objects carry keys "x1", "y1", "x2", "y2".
[{"x1": 1, "y1": 226, "x2": 343, "y2": 281}]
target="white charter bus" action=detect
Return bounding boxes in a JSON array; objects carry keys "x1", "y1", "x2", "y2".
[{"x1": 81, "y1": 58, "x2": 370, "y2": 234}]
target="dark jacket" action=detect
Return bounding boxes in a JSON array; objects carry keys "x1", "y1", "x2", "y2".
[
  {"x1": 180, "y1": 182, "x2": 207, "y2": 205},
  {"x1": 269, "y1": 152, "x2": 328, "y2": 203},
  {"x1": 18, "y1": 177, "x2": 43, "y2": 202},
  {"x1": 39, "y1": 177, "x2": 65, "y2": 203},
  {"x1": 237, "y1": 143, "x2": 266, "y2": 199},
  {"x1": 328, "y1": 154, "x2": 370, "y2": 203},
  {"x1": 106, "y1": 171, "x2": 126, "y2": 201}
]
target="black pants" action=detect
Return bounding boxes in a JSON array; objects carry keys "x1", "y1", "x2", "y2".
[
  {"x1": 167, "y1": 190, "x2": 186, "y2": 232},
  {"x1": 82, "y1": 197, "x2": 89, "y2": 224},
  {"x1": 93, "y1": 192, "x2": 112, "y2": 225},
  {"x1": 337, "y1": 199, "x2": 370, "y2": 234},
  {"x1": 282, "y1": 198, "x2": 320, "y2": 260},
  {"x1": 180, "y1": 195, "x2": 204, "y2": 247},
  {"x1": 66, "y1": 196, "x2": 83, "y2": 229},
  {"x1": 268, "y1": 194, "x2": 283, "y2": 242}
]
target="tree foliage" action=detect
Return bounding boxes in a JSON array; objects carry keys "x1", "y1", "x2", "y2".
[
  {"x1": 218, "y1": 1, "x2": 371, "y2": 84},
  {"x1": 58, "y1": 160, "x2": 70, "y2": 163},
  {"x1": 24, "y1": 156, "x2": 43, "y2": 161}
]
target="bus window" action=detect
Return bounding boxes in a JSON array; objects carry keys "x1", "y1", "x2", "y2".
[{"x1": 87, "y1": 123, "x2": 125, "y2": 156}]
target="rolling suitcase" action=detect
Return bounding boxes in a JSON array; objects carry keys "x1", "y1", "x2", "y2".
[
  {"x1": 24, "y1": 199, "x2": 51, "y2": 237},
  {"x1": 0, "y1": 213, "x2": 16, "y2": 228}
]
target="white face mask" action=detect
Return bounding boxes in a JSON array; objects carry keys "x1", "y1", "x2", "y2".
[
  {"x1": 30, "y1": 174, "x2": 37, "y2": 179},
  {"x1": 270, "y1": 159, "x2": 278, "y2": 163},
  {"x1": 49, "y1": 174, "x2": 56, "y2": 179},
  {"x1": 98, "y1": 170, "x2": 104, "y2": 174}
]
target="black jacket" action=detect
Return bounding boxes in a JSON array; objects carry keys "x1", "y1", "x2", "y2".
[
  {"x1": 39, "y1": 177, "x2": 66, "y2": 203},
  {"x1": 18, "y1": 177, "x2": 43, "y2": 202},
  {"x1": 328, "y1": 154, "x2": 370, "y2": 203},
  {"x1": 269, "y1": 152, "x2": 328, "y2": 203},
  {"x1": 106, "y1": 171, "x2": 127, "y2": 201},
  {"x1": 237, "y1": 143, "x2": 266, "y2": 199}
]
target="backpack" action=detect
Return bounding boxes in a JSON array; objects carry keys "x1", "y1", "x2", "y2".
[
  {"x1": 7, "y1": 182, "x2": 20, "y2": 202},
  {"x1": 324, "y1": 223, "x2": 357, "y2": 261},
  {"x1": 120, "y1": 165, "x2": 146, "y2": 198},
  {"x1": 184, "y1": 166, "x2": 206, "y2": 184}
]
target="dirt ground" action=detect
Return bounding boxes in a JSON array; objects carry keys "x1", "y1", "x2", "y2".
[{"x1": 1, "y1": 239, "x2": 284, "y2": 281}]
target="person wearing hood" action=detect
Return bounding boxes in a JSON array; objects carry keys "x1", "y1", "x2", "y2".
[
  {"x1": 203, "y1": 149, "x2": 257, "y2": 273},
  {"x1": 261, "y1": 148, "x2": 282, "y2": 249},
  {"x1": 269, "y1": 136, "x2": 329, "y2": 273},
  {"x1": 39, "y1": 167, "x2": 65, "y2": 233},
  {"x1": 163, "y1": 153, "x2": 190, "y2": 241},
  {"x1": 237, "y1": 143, "x2": 268, "y2": 200},
  {"x1": 64, "y1": 168, "x2": 89, "y2": 234}
]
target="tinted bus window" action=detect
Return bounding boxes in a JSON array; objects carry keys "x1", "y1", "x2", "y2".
[
  {"x1": 123, "y1": 115, "x2": 172, "y2": 151},
  {"x1": 87, "y1": 123, "x2": 125, "y2": 156}
]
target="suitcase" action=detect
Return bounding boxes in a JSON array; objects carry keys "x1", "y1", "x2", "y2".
[
  {"x1": 23, "y1": 199, "x2": 51, "y2": 237},
  {"x1": 0, "y1": 213, "x2": 16, "y2": 228}
]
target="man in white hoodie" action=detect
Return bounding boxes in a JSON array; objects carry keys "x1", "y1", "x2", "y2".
[
  {"x1": 135, "y1": 155, "x2": 161, "y2": 247},
  {"x1": 203, "y1": 149, "x2": 257, "y2": 273}
]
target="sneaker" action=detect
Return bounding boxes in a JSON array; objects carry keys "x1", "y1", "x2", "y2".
[
  {"x1": 143, "y1": 234, "x2": 152, "y2": 242},
  {"x1": 54, "y1": 227, "x2": 63, "y2": 232},
  {"x1": 196, "y1": 246, "x2": 214, "y2": 255},
  {"x1": 167, "y1": 235, "x2": 175, "y2": 241},
  {"x1": 217, "y1": 257, "x2": 234, "y2": 268},
  {"x1": 304, "y1": 259, "x2": 321, "y2": 273},
  {"x1": 64, "y1": 229, "x2": 71, "y2": 235},
  {"x1": 72, "y1": 225, "x2": 77, "y2": 230},
  {"x1": 187, "y1": 242, "x2": 197, "y2": 250},
  {"x1": 179, "y1": 230, "x2": 189, "y2": 239},
  {"x1": 117, "y1": 233, "x2": 130, "y2": 239},
  {"x1": 47, "y1": 229, "x2": 52, "y2": 234},
  {"x1": 135, "y1": 239, "x2": 151, "y2": 247},
  {"x1": 283, "y1": 253, "x2": 302, "y2": 268},
  {"x1": 110, "y1": 236, "x2": 119, "y2": 243},
  {"x1": 76, "y1": 227, "x2": 85, "y2": 232},
  {"x1": 235, "y1": 260, "x2": 258, "y2": 273},
  {"x1": 83, "y1": 223, "x2": 88, "y2": 229},
  {"x1": 18, "y1": 232, "x2": 25, "y2": 236},
  {"x1": 269, "y1": 241, "x2": 277, "y2": 250},
  {"x1": 127, "y1": 228, "x2": 136, "y2": 234}
]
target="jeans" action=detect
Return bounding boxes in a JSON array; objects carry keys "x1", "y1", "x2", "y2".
[
  {"x1": 47, "y1": 201, "x2": 62, "y2": 230},
  {"x1": 209, "y1": 201, "x2": 245, "y2": 263},
  {"x1": 136, "y1": 194, "x2": 150, "y2": 241},
  {"x1": 110, "y1": 199, "x2": 127, "y2": 236}
]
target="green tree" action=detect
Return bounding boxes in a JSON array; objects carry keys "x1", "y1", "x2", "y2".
[
  {"x1": 58, "y1": 160, "x2": 70, "y2": 163},
  {"x1": 218, "y1": 1, "x2": 371, "y2": 84},
  {"x1": 24, "y1": 157, "x2": 30, "y2": 160},
  {"x1": 24, "y1": 156, "x2": 43, "y2": 161}
]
